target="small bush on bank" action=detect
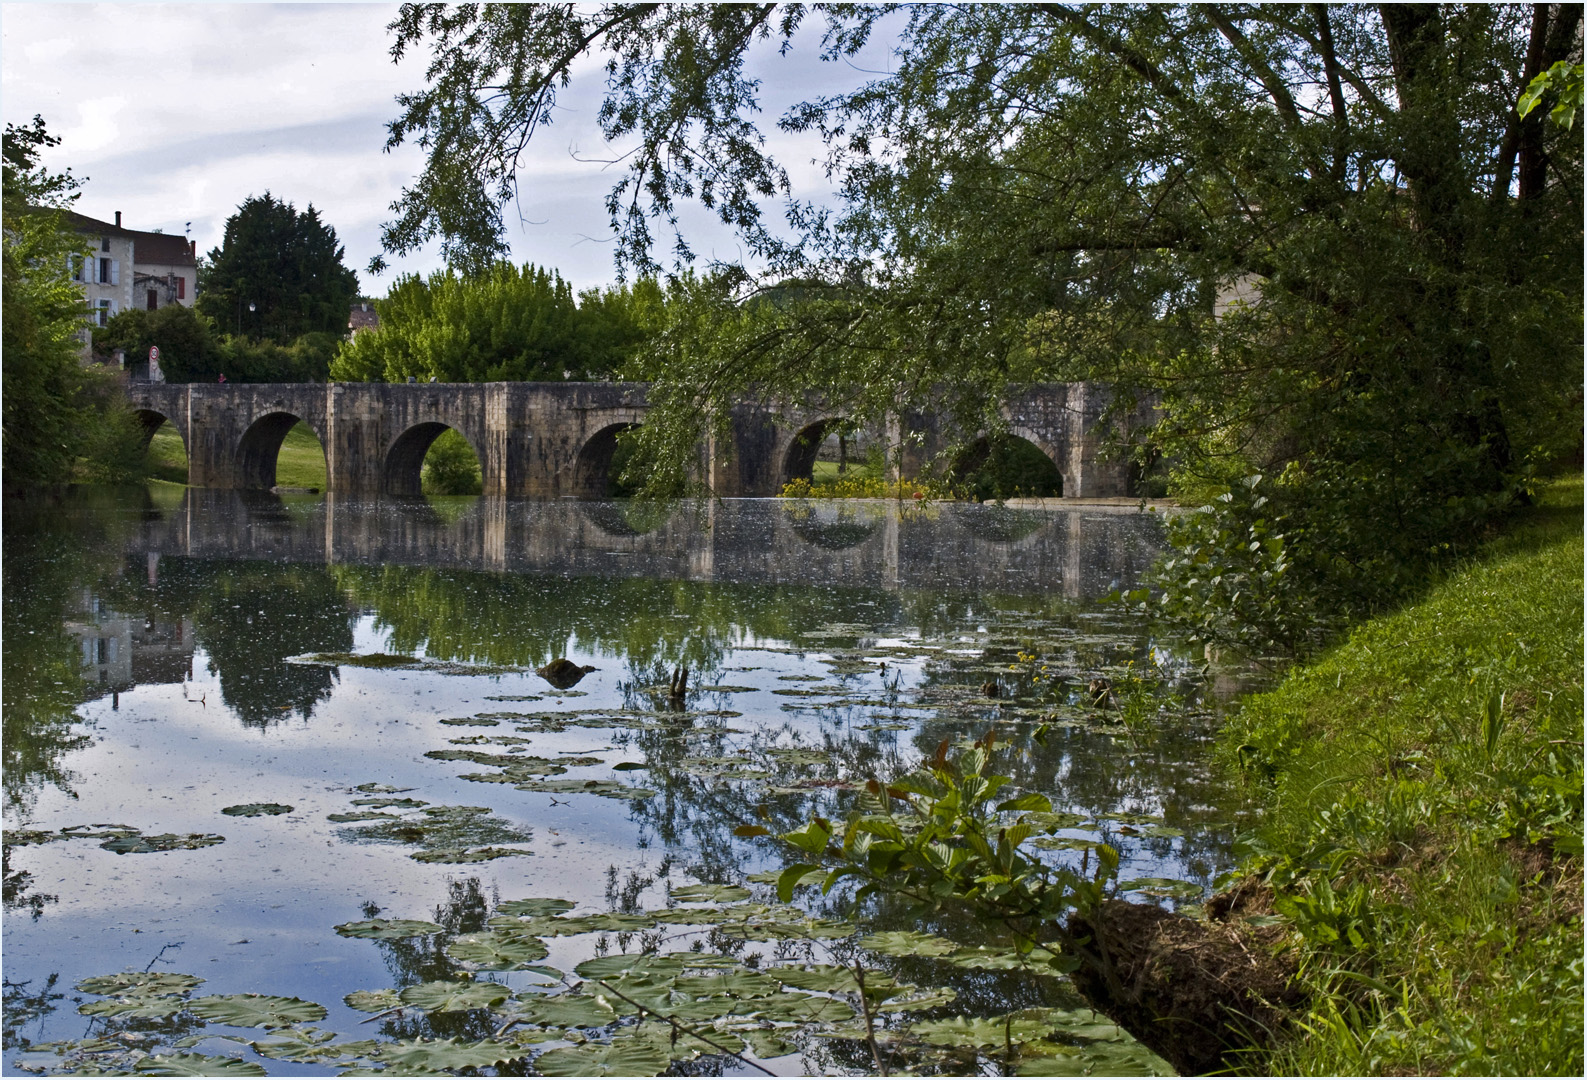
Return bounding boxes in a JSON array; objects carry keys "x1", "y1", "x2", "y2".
[{"x1": 422, "y1": 428, "x2": 482, "y2": 495}]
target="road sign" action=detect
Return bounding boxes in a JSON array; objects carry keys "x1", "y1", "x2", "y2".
[{"x1": 149, "y1": 346, "x2": 161, "y2": 362}]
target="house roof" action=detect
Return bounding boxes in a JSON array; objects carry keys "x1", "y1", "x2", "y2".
[{"x1": 61, "y1": 210, "x2": 197, "y2": 267}]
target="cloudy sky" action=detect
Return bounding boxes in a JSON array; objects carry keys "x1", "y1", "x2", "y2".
[{"x1": 1, "y1": 2, "x2": 895, "y2": 296}]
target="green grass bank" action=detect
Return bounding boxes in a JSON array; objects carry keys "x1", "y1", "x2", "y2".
[{"x1": 1220, "y1": 477, "x2": 1583, "y2": 1075}]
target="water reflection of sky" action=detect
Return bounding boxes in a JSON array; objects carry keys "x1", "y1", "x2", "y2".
[{"x1": 3, "y1": 490, "x2": 1252, "y2": 1063}]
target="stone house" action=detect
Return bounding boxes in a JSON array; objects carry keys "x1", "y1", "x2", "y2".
[{"x1": 62, "y1": 209, "x2": 198, "y2": 330}]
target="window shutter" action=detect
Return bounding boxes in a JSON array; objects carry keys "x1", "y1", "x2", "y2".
[{"x1": 110, "y1": 259, "x2": 119, "y2": 285}]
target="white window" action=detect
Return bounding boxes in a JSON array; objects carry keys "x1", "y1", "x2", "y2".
[
  {"x1": 99, "y1": 257, "x2": 118, "y2": 285},
  {"x1": 96, "y1": 298, "x2": 116, "y2": 327},
  {"x1": 68, "y1": 253, "x2": 87, "y2": 282}
]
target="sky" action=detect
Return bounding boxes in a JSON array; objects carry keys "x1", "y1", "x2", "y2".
[{"x1": 1, "y1": 1, "x2": 897, "y2": 296}]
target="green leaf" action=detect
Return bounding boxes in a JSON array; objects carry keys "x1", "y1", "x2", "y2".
[
  {"x1": 532, "y1": 1039, "x2": 670, "y2": 1076},
  {"x1": 411, "y1": 845, "x2": 533, "y2": 863},
  {"x1": 859, "y1": 930, "x2": 958, "y2": 958},
  {"x1": 510, "y1": 992, "x2": 618, "y2": 1028},
  {"x1": 670, "y1": 883, "x2": 752, "y2": 903},
  {"x1": 780, "y1": 818, "x2": 833, "y2": 855},
  {"x1": 770, "y1": 965, "x2": 857, "y2": 994},
  {"x1": 498, "y1": 897, "x2": 576, "y2": 917},
  {"x1": 188, "y1": 994, "x2": 328, "y2": 1029},
  {"x1": 100, "y1": 832, "x2": 225, "y2": 854},
  {"x1": 76, "y1": 972, "x2": 204, "y2": 997},
  {"x1": 673, "y1": 970, "x2": 782, "y2": 998},
  {"x1": 996, "y1": 792, "x2": 1053, "y2": 813},
  {"x1": 398, "y1": 980, "x2": 511, "y2": 1013},
  {"x1": 374, "y1": 1037, "x2": 525, "y2": 1071},
  {"x1": 445, "y1": 930, "x2": 551, "y2": 969},
  {"x1": 334, "y1": 918, "x2": 444, "y2": 940},
  {"x1": 574, "y1": 954, "x2": 685, "y2": 980},
  {"x1": 776, "y1": 863, "x2": 822, "y2": 903},
  {"x1": 79, "y1": 995, "x2": 191, "y2": 1020},
  {"x1": 135, "y1": 1052, "x2": 267, "y2": 1076},
  {"x1": 221, "y1": 803, "x2": 294, "y2": 817},
  {"x1": 343, "y1": 989, "x2": 400, "y2": 1013},
  {"x1": 733, "y1": 823, "x2": 771, "y2": 837}
]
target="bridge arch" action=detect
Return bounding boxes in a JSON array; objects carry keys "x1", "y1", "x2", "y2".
[
  {"x1": 383, "y1": 422, "x2": 482, "y2": 497},
  {"x1": 572, "y1": 422, "x2": 641, "y2": 498},
  {"x1": 134, "y1": 408, "x2": 185, "y2": 452},
  {"x1": 236, "y1": 411, "x2": 327, "y2": 491},
  {"x1": 781, "y1": 417, "x2": 850, "y2": 485},
  {"x1": 952, "y1": 427, "x2": 1065, "y2": 500}
]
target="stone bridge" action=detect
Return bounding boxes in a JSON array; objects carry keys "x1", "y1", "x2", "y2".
[{"x1": 125, "y1": 381, "x2": 1133, "y2": 498}]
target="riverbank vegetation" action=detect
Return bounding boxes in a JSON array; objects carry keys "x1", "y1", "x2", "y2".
[
  {"x1": 1218, "y1": 475, "x2": 1583, "y2": 1075},
  {"x1": 2, "y1": 117, "x2": 145, "y2": 486}
]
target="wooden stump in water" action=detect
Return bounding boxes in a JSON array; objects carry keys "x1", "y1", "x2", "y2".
[{"x1": 1065, "y1": 887, "x2": 1302, "y2": 1075}]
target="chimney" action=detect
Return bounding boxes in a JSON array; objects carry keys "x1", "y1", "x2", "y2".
[
  {"x1": 189, "y1": 240, "x2": 196, "y2": 258},
  {"x1": 115, "y1": 211, "x2": 122, "y2": 228}
]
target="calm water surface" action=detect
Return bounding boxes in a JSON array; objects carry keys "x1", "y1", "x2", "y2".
[{"x1": 3, "y1": 488, "x2": 1254, "y2": 1074}]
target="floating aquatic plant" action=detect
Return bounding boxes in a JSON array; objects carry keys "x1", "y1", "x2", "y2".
[{"x1": 221, "y1": 804, "x2": 294, "y2": 817}]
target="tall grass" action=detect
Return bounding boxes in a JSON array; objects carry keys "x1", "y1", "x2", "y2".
[{"x1": 1223, "y1": 477, "x2": 1584, "y2": 1075}]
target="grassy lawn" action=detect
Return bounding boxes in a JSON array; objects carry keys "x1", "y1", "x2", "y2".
[
  {"x1": 1222, "y1": 477, "x2": 1583, "y2": 1075},
  {"x1": 144, "y1": 420, "x2": 327, "y2": 489}
]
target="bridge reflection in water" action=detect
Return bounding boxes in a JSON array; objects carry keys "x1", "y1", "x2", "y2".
[{"x1": 133, "y1": 490, "x2": 1163, "y2": 600}]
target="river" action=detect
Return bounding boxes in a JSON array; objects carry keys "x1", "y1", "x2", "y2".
[{"x1": 2, "y1": 487, "x2": 1254, "y2": 1076}]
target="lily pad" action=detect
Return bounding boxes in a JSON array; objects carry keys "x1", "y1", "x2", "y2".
[
  {"x1": 136, "y1": 1052, "x2": 268, "y2": 1076},
  {"x1": 510, "y1": 993, "x2": 618, "y2": 1029},
  {"x1": 440, "y1": 717, "x2": 500, "y2": 726},
  {"x1": 445, "y1": 931, "x2": 551, "y2": 969},
  {"x1": 101, "y1": 832, "x2": 225, "y2": 854},
  {"x1": 79, "y1": 995, "x2": 191, "y2": 1020},
  {"x1": 858, "y1": 930, "x2": 959, "y2": 958},
  {"x1": 532, "y1": 1039, "x2": 669, "y2": 1076},
  {"x1": 573, "y1": 954, "x2": 685, "y2": 980},
  {"x1": 398, "y1": 980, "x2": 513, "y2": 1013},
  {"x1": 669, "y1": 883, "x2": 752, "y2": 903},
  {"x1": 220, "y1": 803, "x2": 293, "y2": 817},
  {"x1": 411, "y1": 846, "x2": 533, "y2": 863},
  {"x1": 77, "y1": 972, "x2": 204, "y2": 996},
  {"x1": 374, "y1": 1037, "x2": 525, "y2": 1071},
  {"x1": 343, "y1": 988, "x2": 401, "y2": 1013},
  {"x1": 497, "y1": 897, "x2": 576, "y2": 918},
  {"x1": 188, "y1": 994, "x2": 328, "y2": 1029},
  {"x1": 334, "y1": 918, "x2": 445, "y2": 940},
  {"x1": 771, "y1": 965, "x2": 857, "y2": 994}
]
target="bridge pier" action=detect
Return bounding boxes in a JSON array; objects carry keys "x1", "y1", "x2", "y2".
[{"x1": 124, "y1": 381, "x2": 1143, "y2": 499}]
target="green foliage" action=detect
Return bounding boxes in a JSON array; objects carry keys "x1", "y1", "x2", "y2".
[
  {"x1": 381, "y1": 5, "x2": 1583, "y2": 654},
  {"x1": 421, "y1": 428, "x2": 481, "y2": 495},
  {"x1": 1222, "y1": 477, "x2": 1584, "y2": 1075},
  {"x1": 330, "y1": 263, "x2": 658, "y2": 383},
  {"x1": 196, "y1": 192, "x2": 358, "y2": 342},
  {"x1": 1519, "y1": 61, "x2": 1584, "y2": 130},
  {"x1": 94, "y1": 304, "x2": 338, "y2": 384},
  {"x1": 776, "y1": 734, "x2": 1113, "y2": 979},
  {"x1": 2, "y1": 116, "x2": 145, "y2": 485},
  {"x1": 187, "y1": 994, "x2": 328, "y2": 1030},
  {"x1": 93, "y1": 303, "x2": 215, "y2": 381}
]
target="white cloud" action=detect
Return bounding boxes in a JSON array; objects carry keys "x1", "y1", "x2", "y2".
[{"x1": 1, "y1": 1, "x2": 900, "y2": 294}]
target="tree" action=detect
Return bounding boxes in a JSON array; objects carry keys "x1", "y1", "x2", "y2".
[
  {"x1": 2, "y1": 116, "x2": 143, "y2": 485},
  {"x1": 197, "y1": 193, "x2": 359, "y2": 344},
  {"x1": 381, "y1": 5, "x2": 1583, "y2": 650},
  {"x1": 94, "y1": 304, "x2": 217, "y2": 383},
  {"x1": 329, "y1": 262, "x2": 658, "y2": 382}
]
